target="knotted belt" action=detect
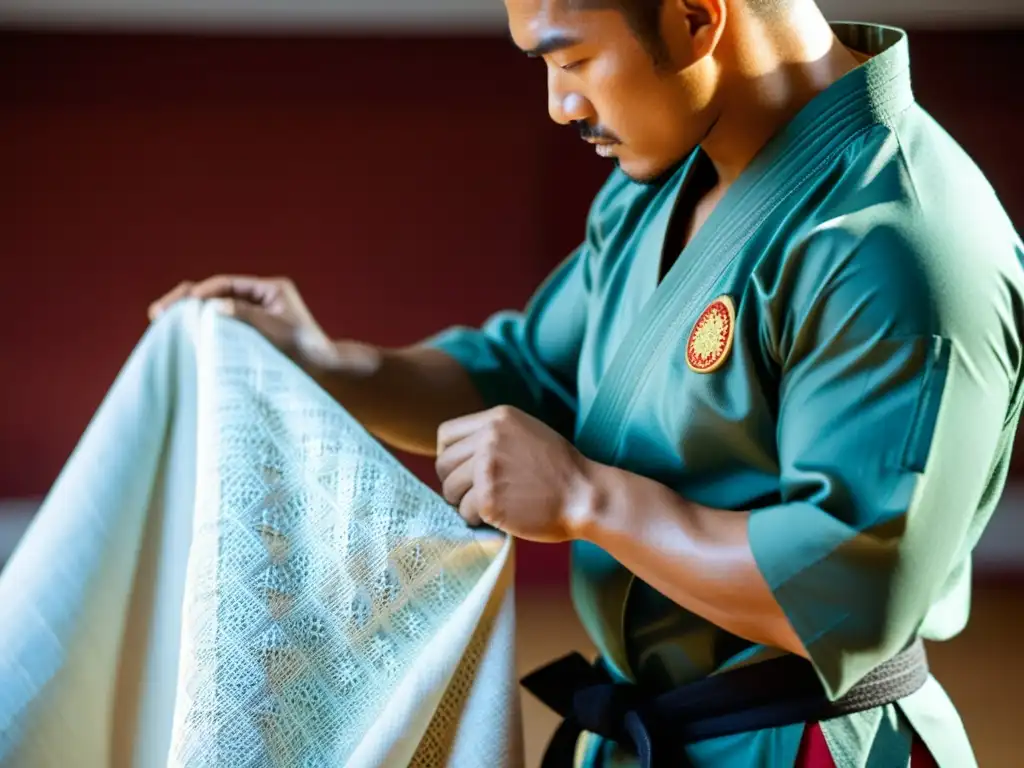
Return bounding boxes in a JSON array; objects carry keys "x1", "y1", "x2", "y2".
[{"x1": 521, "y1": 639, "x2": 929, "y2": 768}]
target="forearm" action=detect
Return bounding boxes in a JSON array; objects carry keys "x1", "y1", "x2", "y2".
[
  {"x1": 305, "y1": 340, "x2": 485, "y2": 457},
  {"x1": 574, "y1": 459, "x2": 808, "y2": 658}
]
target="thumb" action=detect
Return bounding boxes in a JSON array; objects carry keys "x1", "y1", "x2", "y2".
[{"x1": 213, "y1": 298, "x2": 296, "y2": 352}]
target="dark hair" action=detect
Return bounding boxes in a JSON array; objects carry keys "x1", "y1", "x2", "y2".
[
  {"x1": 570, "y1": 0, "x2": 791, "y2": 64},
  {"x1": 569, "y1": 0, "x2": 667, "y2": 62}
]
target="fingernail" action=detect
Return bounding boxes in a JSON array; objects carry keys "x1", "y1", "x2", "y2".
[{"x1": 211, "y1": 298, "x2": 234, "y2": 316}]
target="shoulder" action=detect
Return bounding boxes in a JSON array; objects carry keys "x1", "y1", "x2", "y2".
[
  {"x1": 777, "y1": 115, "x2": 1024, "y2": 349},
  {"x1": 774, "y1": 222, "x2": 1024, "y2": 387},
  {"x1": 781, "y1": 220, "x2": 940, "y2": 349}
]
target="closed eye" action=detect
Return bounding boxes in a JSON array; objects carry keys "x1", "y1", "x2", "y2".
[{"x1": 560, "y1": 59, "x2": 587, "y2": 72}]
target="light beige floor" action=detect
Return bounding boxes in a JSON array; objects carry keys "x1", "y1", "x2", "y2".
[{"x1": 515, "y1": 584, "x2": 1022, "y2": 768}]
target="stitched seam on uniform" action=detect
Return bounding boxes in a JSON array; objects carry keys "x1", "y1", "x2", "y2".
[
  {"x1": 576, "y1": 93, "x2": 878, "y2": 453},
  {"x1": 605, "y1": 122, "x2": 880, "y2": 458},
  {"x1": 821, "y1": 718, "x2": 860, "y2": 768}
]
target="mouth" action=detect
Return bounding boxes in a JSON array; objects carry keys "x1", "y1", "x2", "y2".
[{"x1": 585, "y1": 139, "x2": 619, "y2": 157}]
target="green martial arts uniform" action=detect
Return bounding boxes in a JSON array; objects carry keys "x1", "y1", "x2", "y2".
[{"x1": 426, "y1": 22, "x2": 1024, "y2": 768}]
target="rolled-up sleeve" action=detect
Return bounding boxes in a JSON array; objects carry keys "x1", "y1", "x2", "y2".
[{"x1": 748, "y1": 224, "x2": 1022, "y2": 699}]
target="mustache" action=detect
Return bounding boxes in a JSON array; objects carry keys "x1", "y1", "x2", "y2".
[{"x1": 575, "y1": 121, "x2": 621, "y2": 143}]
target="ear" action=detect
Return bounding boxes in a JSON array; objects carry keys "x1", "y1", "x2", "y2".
[{"x1": 659, "y1": 0, "x2": 727, "y2": 70}]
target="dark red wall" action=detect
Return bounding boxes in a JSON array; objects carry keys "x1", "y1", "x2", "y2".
[{"x1": 2, "y1": 28, "x2": 1022, "y2": 585}]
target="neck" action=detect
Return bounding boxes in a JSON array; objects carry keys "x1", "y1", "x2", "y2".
[{"x1": 699, "y1": 3, "x2": 862, "y2": 187}]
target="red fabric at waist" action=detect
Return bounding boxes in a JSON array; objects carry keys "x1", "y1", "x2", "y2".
[{"x1": 795, "y1": 722, "x2": 937, "y2": 767}]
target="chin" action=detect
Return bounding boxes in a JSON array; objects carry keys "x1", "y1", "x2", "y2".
[{"x1": 615, "y1": 152, "x2": 690, "y2": 187}]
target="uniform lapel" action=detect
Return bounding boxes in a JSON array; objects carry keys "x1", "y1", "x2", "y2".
[{"x1": 573, "y1": 32, "x2": 912, "y2": 464}]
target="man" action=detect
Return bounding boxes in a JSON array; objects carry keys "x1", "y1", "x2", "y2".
[{"x1": 150, "y1": 0, "x2": 1024, "y2": 765}]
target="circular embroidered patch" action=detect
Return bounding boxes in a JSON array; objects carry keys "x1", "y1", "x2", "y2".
[{"x1": 686, "y1": 296, "x2": 735, "y2": 373}]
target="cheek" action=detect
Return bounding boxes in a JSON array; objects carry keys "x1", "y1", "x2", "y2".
[
  {"x1": 594, "y1": 74, "x2": 690, "y2": 147},
  {"x1": 586, "y1": 72, "x2": 643, "y2": 134},
  {"x1": 587, "y1": 57, "x2": 670, "y2": 125}
]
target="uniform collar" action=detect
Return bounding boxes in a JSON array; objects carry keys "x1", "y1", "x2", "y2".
[
  {"x1": 728, "y1": 21, "x2": 915, "y2": 190},
  {"x1": 827, "y1": 22, "x2": 915, "y2": 127}
]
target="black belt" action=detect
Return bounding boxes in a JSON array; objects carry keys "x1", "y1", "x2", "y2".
[{"x1": 521, "y1": 639, "x2": 929, "y2": 768}]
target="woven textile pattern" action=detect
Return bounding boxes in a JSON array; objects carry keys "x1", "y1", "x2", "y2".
[
  {"x1": 0, "y1": 300, "x2": 521, "y2": 768},
  {"x1": 173, "y1": 303, "x2": 503, "y2": 767}
]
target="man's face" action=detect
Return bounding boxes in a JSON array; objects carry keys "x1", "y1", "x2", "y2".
[{"x1": 506, "y1": 0, "x2": 718, "y2": 182}]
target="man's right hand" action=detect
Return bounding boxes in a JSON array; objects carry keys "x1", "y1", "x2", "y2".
[{"x1": 148, "y1": 275, "x2": 342, "y2": 371}]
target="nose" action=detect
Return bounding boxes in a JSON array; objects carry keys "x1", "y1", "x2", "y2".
[{"x1": 547, "y1": 67, "x2": 594, "y2": 126}]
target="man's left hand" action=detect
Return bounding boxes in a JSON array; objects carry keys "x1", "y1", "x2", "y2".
[{"x1": 435, "y1": 406, "x2": 593, "y2": 543}]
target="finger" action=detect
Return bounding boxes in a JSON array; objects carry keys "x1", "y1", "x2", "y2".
[
  {"x1": 458, "y1": 485, "x2": 484, "y2": 528},
  {"x1": 188, "y1": 275, "x2": 281, "y2": 307},
  {"x1": 440, "y1": 457, "x2": 476, "y2": 507},
  {"x1": 215, "y1": 299, "x2": 295, "y2": 349},
  {"x1": 437, "y1": 412, "x2": 488, "y2": 454},
  {"x1": 437, "y1": 406, "x2": 510, "y2": 453},
  {"x1": 148, "y1": 280, "x2": 194, "y2": 321},
  {"x1": 435, "y1": 430, "x2": 482, "y2": 483}
]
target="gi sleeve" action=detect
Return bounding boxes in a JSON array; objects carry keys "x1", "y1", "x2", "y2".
[
  {"x1": 747, "y1": 222, "x2": 1024, "y2": 700},
  {"x1": 422, "y1": 244, "x2": 591, "y2": 438}
]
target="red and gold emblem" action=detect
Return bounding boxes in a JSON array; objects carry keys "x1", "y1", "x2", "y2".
[{"x1": 686, "y1": 296, "x2": 735, "y2": 373}]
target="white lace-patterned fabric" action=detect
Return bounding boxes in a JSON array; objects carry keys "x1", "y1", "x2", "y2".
[{"x1": 0, "y1": 300, "x2": 522, "y2": 768}]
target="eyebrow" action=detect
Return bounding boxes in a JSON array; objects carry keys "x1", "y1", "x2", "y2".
[{"x1": 514, "y1": 31, "x2": 585, "y2": 58}]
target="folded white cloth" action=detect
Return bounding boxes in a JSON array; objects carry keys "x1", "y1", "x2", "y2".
[{"x1": 0, "y1": 300, "x2": 523, "y2": 768}]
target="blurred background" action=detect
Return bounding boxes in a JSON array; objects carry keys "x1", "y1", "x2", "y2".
[{"x1": 1, "y1": 0, "x2": 1022, "y2": 764}]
